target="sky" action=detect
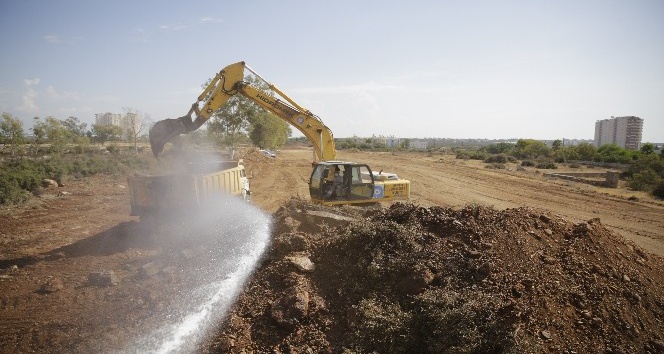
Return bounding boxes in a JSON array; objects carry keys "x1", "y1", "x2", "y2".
[{"x1": 1, "y1": 0, "x2": 663, "y2": 142}]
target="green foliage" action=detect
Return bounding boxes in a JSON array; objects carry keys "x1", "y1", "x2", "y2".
[
  {"x1": 62, "y1": 116, "x2": 88, "y2": 137},
  {"x1": 574, "y1": 142, "x2": 598, "y2": 161},
  {"x1": 484, "y1": 142, "x2": 514, "y2": 154},
  {"x1": 596, "y1": 144, "x2": 636, "y2": 164},
  {"x1": 536, "y1": 160, "x2": 557, "y2": 169},
  {"x1": 206, "y1": 75, "x2": 291, "y2": 150},
  {"x1": 652, "y1": 180, "x2": 664, "y2": 199},
  {"x1": 551, "y1": 139, "x2": 562, "y2": 151},
  {"x1": 1, "y1": 112, "x2": 26, "y2": 156},
  {"x1": 640, "y1": 142, "x2": 655, "y2": 155},
  {"x1": 456, "y1": 150, "x2": 489, "y2": 160},
  {"x1": 91, "y1": 124, "x2": 122, "y2": 146},
  {"x1": 484, "y1": 154, "x2": 508, "y2": 163},
  {"x1": 629, "y1": 169, "x2": 659, "y2": 191},
  {"x1": 625, "y1": 153, "x2": 664, "y2": 193},
  {"x1": 514, "y1": 139, "x2": 550, "y2": 159},
  {"x1": 249, "y1": 111, "x2": 291, "y2": 149},
  {"x1": 0, "y1": 153, "x2": 147, "y2": 205}
]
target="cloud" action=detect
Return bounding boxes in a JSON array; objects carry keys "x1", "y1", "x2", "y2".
[
  {"x1": 44, "y1": 35, "x2": 61, "y2": 43},
  {"x1": 46, "y1": 86, "x2": 81, "y2": 102},
  {"x1": 43, "y1": 35, "x2": 83, "y2": 45},
  {"x1": 19, "y1": 78, "x2": 40, "y2": 112},
  {"x1": 294, "y1": 82, "x2": 405, "y2": 95},
  {"x1": 200, "y1": 17, "x2": 223, "y2": 23},
  {"x1": 132, "y1": 27, "x2": 151, "y2": 43},
  {"x1": 159, "y1": 24, "x2": 188, "y2": 31}
]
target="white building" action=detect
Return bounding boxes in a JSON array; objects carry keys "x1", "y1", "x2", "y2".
[
  {"x1": 95, "y1": 112, "x2": 143, "y2": 140},
  {"x1": 594, "y1": 116, "x2": 643, "y2": 150},
  {"x1": 410, "y1": 139, "x2": 428, "y2": 150}
]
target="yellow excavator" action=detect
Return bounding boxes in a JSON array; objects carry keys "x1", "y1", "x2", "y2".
[{"x1": 149, "y1": 61, "x2": 409, "y2": 205}]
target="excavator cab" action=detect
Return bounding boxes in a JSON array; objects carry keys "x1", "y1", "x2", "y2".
[{"x1": 309, "y1": 162, "x2": 375, "y2": 205}]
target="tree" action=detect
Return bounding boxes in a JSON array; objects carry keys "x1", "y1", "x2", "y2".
[
  {"x1": 514, "y1": 139, "x2": 550, "y2": 159},
  {"x1": 62, "y1": 116, "x2": 87, "y2": 138},
  {"x1": 249, "y1": 111, "x2": 292, "y2": 149},
  {"x1": 123, "y1": 107, "x2": 145, "y2": 153},
  {"x1": 597, "y1": 144, "x2": 635, "y2": 164},
  {"x1": 640, "y1": 142, "x2": 655, "y2": 155},
  {"x1": 575, "y1": 142, "x2": 597, "y2": 161},
  {"x1": 206, "y1": 74, "x2": 292, "y2": 151},
  {"x1": 43, "y1": 117, "x2": 70, "y2": 154},
  {"x1": 31, "y1": 117, "x2": 46, "y2": 155},
  {"x1": 92, "y1": 124, "x2": 122, "y2": 146},
  {"x1": 0, "y1": 113, "x2": 25, "y2": 156},
  {"x1": 552, "y1": 139, "x2": 562, "y2": 151}
]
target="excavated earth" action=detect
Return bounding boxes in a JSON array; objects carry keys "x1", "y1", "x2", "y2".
[
  {"x1": 1, "y1": 147, "x2": 663, "y2": 353},
  {"x1": 204, "y1": 199, "x2": 664, "y2": 353}
]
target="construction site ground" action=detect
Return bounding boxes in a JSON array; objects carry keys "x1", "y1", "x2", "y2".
[{"x1": 1, "y1": 145, "x2": 663, "y2": 353}]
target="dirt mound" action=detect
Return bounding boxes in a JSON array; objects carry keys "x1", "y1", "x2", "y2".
[{"x1": 206, "y1": 199, "x2": 664, "y2": 353}]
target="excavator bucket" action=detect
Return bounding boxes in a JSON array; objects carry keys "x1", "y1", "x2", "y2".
[{"x1": 149, "y1": 117, "x2": 189, "y2": 158}]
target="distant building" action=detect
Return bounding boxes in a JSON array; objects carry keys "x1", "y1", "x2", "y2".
[
  {"x1": 410, "y1": 140, "x2": 428, "y2": 150},
  {"x1": 594, "y1": 116, "x2": 643, "y2": 150},
  {"x1": 95, "y1": 112, "x2": 143, "y2": 140},
  {"x1": 384, "y1": 136, "x2": 400, "y2": 148}
]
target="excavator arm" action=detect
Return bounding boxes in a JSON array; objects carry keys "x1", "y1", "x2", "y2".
[{"x1": 149, "y1": 61, "x2": 336, "y2": 161}]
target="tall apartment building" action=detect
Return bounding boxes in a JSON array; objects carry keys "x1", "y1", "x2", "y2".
[
  {"x1": 594, "y1": 116, "x2": 643, "y2": 150},
  {"x1": 94, "y1": 112, "x2": 142, "y2": 140}
]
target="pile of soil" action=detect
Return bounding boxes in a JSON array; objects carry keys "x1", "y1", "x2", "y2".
[{"x1": 205, "y1": 199, "x2": 664, "y2": 353}]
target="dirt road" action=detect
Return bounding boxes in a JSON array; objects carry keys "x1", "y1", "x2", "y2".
[{"x1": 247, "y1": 147, "x2": 664, "y2": 256}]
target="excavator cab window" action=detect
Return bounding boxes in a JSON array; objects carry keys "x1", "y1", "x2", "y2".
[
  {"x1": 348, "y1": 165, "x2": 374, "y2": 200},
  {"x1": 309, "y1": 164, "x2": 326, "y2": 199}
]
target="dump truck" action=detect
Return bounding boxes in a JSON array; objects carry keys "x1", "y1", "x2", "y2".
[{"x1": 127, "y1": 160, "x2": 250, "y2": 217}]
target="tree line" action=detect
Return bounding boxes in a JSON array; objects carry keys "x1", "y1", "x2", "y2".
[
  {"x1": 0, "y1": 113, "x2": 133, "y2": 156},
  {"x1": 459, "y1": 139, "x2": 664, "y2": 198}
]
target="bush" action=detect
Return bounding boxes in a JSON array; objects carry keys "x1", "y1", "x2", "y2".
[
  {"x1": 485, "y1": 163, "x2": 506, "y2": 169},
  {"x1": 629, "y1": 169, "x2": 660, "y2": 191},
  {"x1": 521, "y1": 160, "x2": 535, "y2": 167},
  {"x1": 484, "y1": 154, "x2": 508, "y2": 163},
  {"x1": 0, "y1": 154, "x2": 148, "y2": 205},
  {"x1": 652, "y1": 180, "x2": 664, "y2": 199},
  {"x1": 456, "y1": 150, "x2": 488, "y2": 160},
  {"x1": 536, "y1": 160, "x2": 557, "y2": 169}
]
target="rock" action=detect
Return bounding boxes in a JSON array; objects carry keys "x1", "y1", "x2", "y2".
[
  {"x1": 398, "y1": 268, "x2": 434, "y2": 295},
  {"x1": 541, "y1": 255, "x2": 557, "y2": 265},
  {"x1": 465, "y1": 249, "x2": 482, "y2": 259},
  {"x1": 521, "y1": 279, "x2": 535, "y2": 288},
  {"x1": 139, "y1": 262, "x2": 161, "y2": 278},
  {"x1": 41, "y1": 277, "x2": 64, "y2": 293},
  {"x1": 286, "y1": 255, "x2": 315, "y2": 272},
  {"x1": 271, "y1": 286, "x2": 310, "y2": 328},
  {"x1": 649, "y1": 340, "x2": 664, "y2": 351},
  {"x1": 42, "y1": 179, "x2": 58, "y2": 188},
  {"x1": 544, "y1": 229, "x2": 553, "y2": 236},
  {"x1": 56, "y1": 191, "x2": 70, "y2": 197},
  {"x1": 622, "y1": 274, "x2": 631, "y2": 282},
  {"x1": 88, "y1": 271, "x2": 119, "y2": 286},
  {"x1": 541, "y1": 329, "x2": 552, "y2": 340}
]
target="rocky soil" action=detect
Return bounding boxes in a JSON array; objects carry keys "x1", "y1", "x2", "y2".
[{"x1": 206, "y1": 198, "x2": 664, "y2": 353}]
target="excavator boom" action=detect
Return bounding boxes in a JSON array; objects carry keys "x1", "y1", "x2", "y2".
[
  {"x1": 148, "y1": 61, "x2": 410, "y2": 205},
  {"x1": 149, "y1": 61, "x2": 335, "y2": 161}
]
